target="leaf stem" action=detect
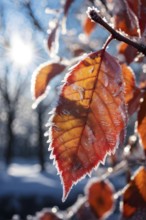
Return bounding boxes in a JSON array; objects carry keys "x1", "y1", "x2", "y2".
[
  {"x1": 102, "y1": 34, "x2": 113, "y2": 51},
  {"x1": 88, "y1": 7, "x2": 146, "y2": 56}
]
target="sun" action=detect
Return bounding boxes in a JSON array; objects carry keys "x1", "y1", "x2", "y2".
[{"x1": 9, "y1": 34, "x2": 34, "y2": 67}]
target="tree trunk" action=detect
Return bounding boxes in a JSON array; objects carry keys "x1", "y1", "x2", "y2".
[
  {"x1": 37, "y1": 107, "x2": 45, "y2": 171},
  {"x1": 5, "y1": 111, "x2": 14, "y2": 165}
]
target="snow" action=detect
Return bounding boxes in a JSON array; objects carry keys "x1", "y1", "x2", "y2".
[
  {"x1": 0, "y1": 158, "x2": 87, "y2": 202},
  {"x1": 0, "y1": 158, "x2": 127, "y2": 219}
]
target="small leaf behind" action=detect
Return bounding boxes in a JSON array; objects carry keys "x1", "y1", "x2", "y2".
[
  {"x1": 118, "y1": 43, "x2": 138, "y2": 64},
  {"x1": 121, "y1": 64, "x2": 142, "y2": 116},
  {"x1": 64, "y1": 0, "x2": 74, "y2": 16},
  {"x1": 138, "y1": 92, "x2": 146, "y2": 153},
  {"x1": 83, "y1": 16, "x2": 96, "y2": 36},
  {"x1": 32, "y1": 62, "x2": 66, "y2": 106},
  {"x1": 113, "y1": 0, "x2": 139, "y2": 36},
  {"x1": 47, "y1": 22, "x2": 59, "y2": 57},
  {"x1": 85, "y1": 179, "x2": 115, "y2": 219},
  {"x1": 121, "y1": 167, "x2": 146, "y2": 219}
]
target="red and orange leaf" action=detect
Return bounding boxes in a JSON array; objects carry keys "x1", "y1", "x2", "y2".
[
  {"x1": 113, "y1": 0, "x2": 139, "y2": 36},
  {"x1": 122, "y1": 167, "x2": 146, "y2": 218},
  {"x1": 121, "y1": 64, "x2": 142, "y2": 115},
  {"x1": 49, "y1": 50, "x2": 127, "y2": 200},
  {"x1": 118, "y1": 42, "x2": 138, "y2": 64},
  {"x1": 138, "y1": 92, "x2": 146, "y2": 153},
  {"x1": 85, "y1": 179, "x2": 114, "y2": 218},
  {"x1": 83, "y1": 16, "x2": 96, "y2": 36},
  {"x1": 32, "y1": 62, "x2": 65, "y2": 104}
]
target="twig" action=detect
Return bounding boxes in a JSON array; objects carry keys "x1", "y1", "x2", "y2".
[
  {"x1": 23, "y1": 1, "x2": 45, "y2": 33},
  {"x1": 87, "y1": 7, "x2": 146, "y2": 56}
]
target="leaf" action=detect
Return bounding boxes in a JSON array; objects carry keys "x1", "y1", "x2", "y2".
[
  {"x1": 139, "y1": 73, "x2": 146, "y2": 90},
  {"x1": 32, "y1": 62, "x2": 66, "y2": 106},
  {"x1": 137, "y1": 91, "x2": 146, "y2": 153},
  {"x1": 121, "y1": 167, "x2": 146, "y2": 219},
  {"x1": 83, "y1": 16, "x2": 96, "y2": 36},
  {"x1": 118, "y1": 42, "x2": 138, "y2": 64},
  {"x1": 47, "y1": 22, "x2": 59, "y2": 56},
  {"x1": 49, "y1": 50, "x2": 127, "y2": 200},
  {"x1": 37, "y1": 210, "x2": 62, "y2": 220},
  {"x1": 64, "y1": 0, "x2": 74, "y2": 16},
  {"x1": 113, "y1": 0, "x2": 139, "y2": 36},
  {"x1": 76, "y1": 202, "x2": 98, "y2": 220},
  {"x1": 62, "y1": 0, "x2": 74, "y2": 34},
  {"x1": 138, "y1": 0, "x2": 146, "y2": 35},
  {"x1": 121, "y1": 64, "x2": 142, "y2": 115},
  {"x1": 127, "y1": 0, "x2": 146, "y2": 35},
  {"x1": 85, "y1": 179, "x2": 114, "y2": 219},
  {"x1": 73, "y1": 47, "x2": 85, "y2": 56}
]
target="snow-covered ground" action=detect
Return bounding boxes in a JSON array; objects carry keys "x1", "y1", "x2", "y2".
[
  {"x1": 0, "y1": 158, "x2": 125, "y2": 219},
  {"x1": 0, "y1": 158, "x2": 88, "y2": 219}
]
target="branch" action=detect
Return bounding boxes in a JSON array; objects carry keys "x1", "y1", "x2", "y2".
[
  {"x1": 88, "y1": 8, "x2": 146, "y2": 56},
  {"x1": 23, "y1": 1, "x2": 45, "y2": 33}
]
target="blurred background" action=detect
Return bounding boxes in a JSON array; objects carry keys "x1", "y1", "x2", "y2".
[{"x1": 0, "y1": 0, "x2": 142, "y2": 219}]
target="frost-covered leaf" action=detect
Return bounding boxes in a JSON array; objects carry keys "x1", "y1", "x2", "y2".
[
  {"x1": 32, "y1": 62, "x2": 66, "y2": 106},
  {"x1": 83, "y1": 16, "x2": 96, "y2": 36},
  {"x1": 118, "y1": 43, "x2": 138, "y2": 64},
  {"x1": 49, "y1": 50, "x2": 127, "y2": 200},
  {"x1": 113, "y1": 0, "x2": 139, "y2": 36},
  {"x1": 121, "y1": 64, "x2": 142, "y2": 115},
  {"x1": 121, "y1": 167, "x2": 146, "y2": 219},
  {"x1": 47, "y1": 22, "x2": 59, "y2": 57},
  {"x1": 138, "y1": 92, "x2": 146, "y2": 153},
  {"x1": 85, "y1": 179, "x2": 114, "y2": 219}
]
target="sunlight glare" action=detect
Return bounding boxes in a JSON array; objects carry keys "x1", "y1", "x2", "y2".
[{"x1": 9, "y1": 35, "x2": 34, "y2": 67}]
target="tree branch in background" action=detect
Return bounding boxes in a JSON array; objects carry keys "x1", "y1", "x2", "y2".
[
  {"x1": 88, "y1": 8, "x2": 146, "y2": 56},
  {"x1": 24, "y1": 1, "x2": 45, "y2": 33}
]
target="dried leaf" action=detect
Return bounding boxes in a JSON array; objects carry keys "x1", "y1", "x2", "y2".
[
  {"x1": 83, "y1": 16, "x2": 96, "y2": 36},
  {"x1": 85, "y1": 179, "x2": 114, "y2": 219},
  {"x1": 113, "y1": 0, "x2": 139, "y2": 36},
  {"x1": 49, "y1": 50, "x2": 127, "y2": 200},
  {"x1": 32, "y1": 62, "x2": 66, "y2": 105},
  {"x1": 121, "y1": 167, "x2": 146, "y2": 219},
  {"x1": 47, "y1": 22, "x2": 59, "y2": 56},
  {"x1": 137, "y1": 92, "x2": 146, "y2": 153},
  {"x1": 118, "y1": 42, "x2": 138, "y2": 64},
  {"x1": 121, "y1": 64, "x2": 142, "y2": 115}
]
